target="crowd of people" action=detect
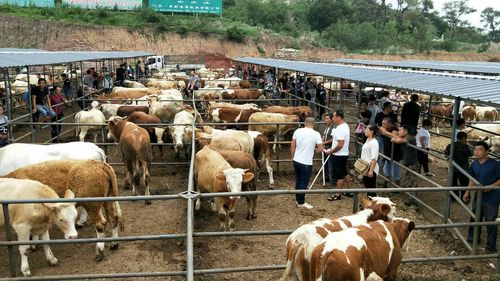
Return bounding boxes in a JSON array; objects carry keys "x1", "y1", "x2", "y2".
[{"x1": 291, "y1": 91, "x2": 499, "y2": 254}]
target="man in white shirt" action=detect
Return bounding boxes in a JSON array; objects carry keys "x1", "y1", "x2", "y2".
[
  {"x1": 325, "y1": 110, "x2": 350, "y2": 201},
  {"x1": 416, "y1": 119, "x2": 435, "y2": 177},
  {"x1": 291, "y1": 117, "x2": 324, "y2": 210}
]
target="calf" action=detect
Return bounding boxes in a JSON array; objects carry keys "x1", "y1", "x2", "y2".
[
  {"x1": 310, "y1": 218, "x2": 415, "y2": 281},
  {"x1": 194, "y1": 146, "x2": 254, "y2": 231},
  {"x1": 215, "y1": 149, "x2": 258, "y2": 220},
  {"x1": 248, "y1": 130, "x2": 274, "y2": 188},
  {"x1": 0, "y1": 142, "x2": 105, "y2": 176},
  {"x1": 108, "y1": 118, "x2": 153, "y2": 204},
  {"x1": 75, "y1": 101, "x2": 106, "y2": 142},
  {"x1": 280, "y1": 197, "x2": 396, "y2": 281},
  {"x1": 116, "y1": 105, "x2": 149, "y2": 117},
  {"x1": 0, "y1": 178, "x2": 77, "y2": 277},
  {"x1": 4, "y1": 160, "x2": 123, "y2": 262},
  {"x1": 248, "y1": 112, "x2": 300, "y2": 153}
]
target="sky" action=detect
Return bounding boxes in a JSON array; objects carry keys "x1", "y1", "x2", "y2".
[{"x1": 388, "y1": 0, "x2": 500, "y2": 29}]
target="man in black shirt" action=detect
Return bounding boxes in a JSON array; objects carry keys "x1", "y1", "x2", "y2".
[
  {"x1": 116, "y1": 63, "x2": 126, "y2": 86},
  {"x1": 401, "y1": 94, "x2": 421, "y2": 135},
  {"x1": 31, "y1": 78, "x2": 55, "y2": 122},
  {"x1": 61, "y1": 73, "x2": 72, "y2": 100},
  {"x1": 379, "y1": 117, "x2": 402, "y2": 186},
  {"x1": 375, "y1": 102, "x2": 398, "y2": 126},
  {"x1": 445, "y1": 131, "x2": 472, "y2": 200}
]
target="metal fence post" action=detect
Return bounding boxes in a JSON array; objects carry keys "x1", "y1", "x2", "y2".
[
  {"x1": 444, "y1": 97, "x2": 461, "y2": 224},
  {"x1": 26, "y1": 67, "x2": 35, "y2": 143},
  {"x1": 2, "y1": 203, "x2": 17, "y2": 277},
  {"x1": 472, "y1": 190, "x2": 483, "y2": 255},
  {"x1": 276, "y1": 123, "x2": 280, "y2": 174}
]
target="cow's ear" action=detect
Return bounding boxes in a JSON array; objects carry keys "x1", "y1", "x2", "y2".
[
  {"x1": 215, "y1": 172, "x2": 226, "y2": 183},
  {"x1": 381, "y1": 204, "x2": 391, "y2": 215},
  {"x1": 243, "y1": 172, "x2": 254, "y2": 183},
  {"x1": 360, "y1": 197, "x2": 372, "y2": 209},
  {"x1": 407, "y1": 221, "x2": 416, "y2": 233},
  {"x1": 64, "y1": 189, "x2": 75, "y2": 199}
]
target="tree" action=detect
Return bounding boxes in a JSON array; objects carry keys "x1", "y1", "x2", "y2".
[
  {"x1": 307, "y1": 0, "x2": 353, "y2": 31},
  {"x1": 442, "y1": 0, "x2": 476, "y2": 29},
  {"x1": 395, "y1": 0, "x2": 421, "y2": 39},
  {"x1": 481, "y1": 7, "x2": 500, "y2": 41}
]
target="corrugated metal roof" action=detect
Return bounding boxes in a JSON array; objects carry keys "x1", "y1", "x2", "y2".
[
  {"x1": 235, "y1": 57, "x2": 500, "y2": 106},
  {"x1": 0, "y1": 50, "x2": 154, "y2": 68},
  {"x1": 335, "y1": 58, "x2": 500, "y2": 75}
]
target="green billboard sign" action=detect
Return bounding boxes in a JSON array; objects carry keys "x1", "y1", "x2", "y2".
[
  {"x1": 62, "y1": 0, "x2": 142, "y2": 10},
  {"x1": 149, "y1": 0, "x2": 222, "y2": 15},
  {"x1": 0, "y1": 0, "x2": 54, "y2": 7}
]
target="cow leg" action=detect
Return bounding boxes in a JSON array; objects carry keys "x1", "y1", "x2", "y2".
[
  {"x1": 265, "y1": 156, "x2": 275, "y2": 189},
  {"x1": 79, "y1": 129, "x2": 87, "y2": 142},
  {"x1": 40, "y1": 231, "x2": 58, "y2": 266},
  {"x1": 273, "y1": 133, "x2": 278, "y2": 154},
  {"x1": 195, "y1": 198, "x2": 201, "y2": 210},
  {"x1": 227, "y1": 202, "x2": 236, "y2": 231},
  {"x1": 85, "y1": 203, "x2": 107, "y2": 262},
  {"x1": 104, "y1": 201, "x2": 121, "y2": 250},
  {"x1": 143, "y1": 160, "x2": 151, "y2": 205},
  {"x1": 29, "y1": 234, "x2": 39, "y2": 252},
  {"x1": 14, "y1": 225, "x2": 32, "y2": 276},
  {"x1": 251, "y1": 197, "x2": 257, "y2": 219},
  {"x1": 123, "y1": 162, "x2": 132, "y2": 190},
  {"x1": 215, "y1": 198, "x2": 227, "y2": 231},
  {"x1": 76, "y1": 206, "x2": 88, "y2": 228},
  {"x1": 245, "y1": 196, "x2": 252, "y2": 220},
  {"x1": 93, "y1": 132, "x2": 98, "y2": 144}
]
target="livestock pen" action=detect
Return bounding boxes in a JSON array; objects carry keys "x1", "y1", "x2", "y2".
[{"x1": 0, "y1": 53, "x2": 499, "y2": 280}]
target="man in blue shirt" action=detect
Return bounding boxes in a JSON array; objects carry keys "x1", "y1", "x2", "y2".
[{"x1": 463, "y1": 141, "x2": 500, "y2": 253}]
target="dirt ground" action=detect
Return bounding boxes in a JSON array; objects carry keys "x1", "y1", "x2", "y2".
[{"x1": 1, "y1": 102, "x2": 499, "y2": 280}]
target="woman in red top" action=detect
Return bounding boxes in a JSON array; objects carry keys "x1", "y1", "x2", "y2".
[{"x1": 48, "y1": 86, "x2": 66, "y2": 142}]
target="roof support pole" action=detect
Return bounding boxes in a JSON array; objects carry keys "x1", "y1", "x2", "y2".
[
  {"x1": 427, "y1": 94, "x2": 433, "y2": 120},
  {"x1": 294, "y1": 71, "x2": 298, "y2": 107},
  {"x1": 443, "y1": 96, "x2": 461, "y2": 225},
  {"x1": 4, "y1": 69, "x2": 13, "y2": 142}
]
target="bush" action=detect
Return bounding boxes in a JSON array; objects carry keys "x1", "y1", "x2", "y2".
[{"x1": 226, "y1": 25, "x2": 247, "y2": 42}]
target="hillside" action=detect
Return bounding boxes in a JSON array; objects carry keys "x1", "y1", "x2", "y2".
[{"x1": 0, "y1": 9, "x2": 499, "y2": 63}]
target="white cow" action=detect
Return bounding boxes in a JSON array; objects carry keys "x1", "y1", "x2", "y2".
[
  {"x1": 475, "y1": 106, "x2": 499, "y2": 121},
  {"x1": 75, "y1": 101, "x2": 106, "y2": 142},
  {"x1": 0, "y1": 142, "x2": 106, "y2": 176},
  {"x1": 169, "y1": 110, "x2": 196, "y2": 160},
  {"x1": 149, "y1": 90, "x2": 184, "y2": 123},
  {"x1": 464, "y1": 122, "x2": 500, "y2": 153},
  {"x1": 0, "y1": 178, "x2": 78, "y2": 277},
  {"x1": 100, "y1": 104, "x2": 123, "y2": 120}
]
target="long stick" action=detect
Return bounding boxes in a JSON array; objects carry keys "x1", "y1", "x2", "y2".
[{"x1": 308, "y1": 154, "x2": 332, "y2": 190}]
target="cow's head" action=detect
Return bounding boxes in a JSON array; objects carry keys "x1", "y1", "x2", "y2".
[
  {"x1": 390, "y1": 218, "x2": 416, "y2": 247},
  {"x1": 154, "y1": 127, "x2": 168, "y2": 144},
  {"x1": 360, "y1": 196, "x2": 396, "y2": 220},
  {"x1": 44, "y1": 190, "x2": 78, "y2": 239},
  {"x1": 169, "y1": 125, "x2": 186, "y2": 150},
  {"x1": 218, "y1": 168, "x2": 254, "y2": 199},
  {"x1": 107, "y1": 117, "x2": 123, "y2": 141}
]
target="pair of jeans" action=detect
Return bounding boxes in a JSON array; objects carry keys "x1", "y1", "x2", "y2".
[
  {"x1": 383, "y1": 160, "x2": 401, "y2": 182},
  {"x1": 36, "y1": 105, "x2": 56, "y2": 117},
  {"x1": 293, "y1": 161, "x2": 313, "y2": 205},
  {"x1": 467, "y1": 199, "x2": 499, "y2": 251}
]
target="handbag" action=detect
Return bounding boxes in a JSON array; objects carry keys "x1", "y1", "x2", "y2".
[{"x1": 354, "y1": 158, "x2": 370, "y2": 176}]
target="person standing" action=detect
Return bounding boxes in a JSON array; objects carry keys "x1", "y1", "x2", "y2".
[
  {"x1": 61, "y1": 73, "x2": 72, "y2": 100},
  {"x1": 136, "y1": 60, "x2": 144, "y2": 80},
  {"x1": 186, "y1": 70, "x2": 200, "y2": 98},
  {"x1": 375, "y1": 101, "x2": 398, "y2": 127},
  {"x1": 48, "y1": 86, "x2": 66, "y2": 143},
  {"x1": 463, "y1": 141, "x2": 500, "y2": 253},
  {"x1": 379, "y1": 117, "x2": 402, "y2": 187},
  {"x1": 367, "y1": 95, "x2": 381, "y2": 125},
  {"x1": 401, "y1": 94, "x2": 421, "y2": 135},
  {"x1": 316, "y1": 83, "x2": 327, "y2": 119},
  {"x1": 416, "y1": 119, "x2": 435, "y2": 177},
  {"x1": 115, "y1": 63, "x2": 126, "y2": 86},
  {"x1": 378, "y1": 90, "x2": 392, "y2": 111},
  {"x1": 83, "y1": 69, "x2": 94, "y2": 89},
  {"x1": 291, "y1": 117, "x2": 324, "y2": 210},
  {"x1": 31, "y1": 78, "x2": 55, "y2": 123},
  {"x1": 445, "y1": 131, "x2": 472, "y2": 200},
  {"x1": 325, "y1": 110, "x2": 350, "y2": 201},
  {"x1": 361, "y1": 125, "x2": 379, "y2": 197},
  {"x1": 322, "y1": 113, "x2": 334, "y2": 183}
]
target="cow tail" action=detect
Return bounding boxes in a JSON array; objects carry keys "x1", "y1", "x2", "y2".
[
  {"x1": 75, "y1": 113, "x2": 80, "y2": 137},
  {"x1": 103, "y1": 162, "x2": 124, "y2": 232}
]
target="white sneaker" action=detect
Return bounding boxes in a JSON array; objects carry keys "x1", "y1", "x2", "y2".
[
  {"x1": 425, "y1": 172, "x2": 435, "y2": 177},
  {"x1": 297, "y1": 202, "x2": 313, "y2": 210}
]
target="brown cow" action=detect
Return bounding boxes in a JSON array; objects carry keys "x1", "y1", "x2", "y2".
[
  {"x1": 461, "y1": 105, "x2": 476, "y2": 121},
  {"x1": 210, "y1": 107, "x2": 261, "y2": 130},
  {"x1": 263, "y1": 106, "x2": 312, "y2": 121},
  {"x1": 194, "y1": 146, "x2": 254, "y2": 231},
  {"x1": 125, "y1": 111, "x2": 168, "y2": 155},
  {"x1": 238, "y1": 80, "x2": 253, "y2": 88},
  {"x1": 215, "y1": 149, "x2": 258, "y2": 220},
  {"x1": 221, "y1": 89, "x2": 263, "y2": 100},
  {"x1": 248, "y1": 130, "x2": 274, "y2": 188},
  {"x1": 248, "y1": 112, "x2": 300, "y2": 153},
  {"x1": 108, "y1": 118, "x2": 152, "y2": 204},
  {"x1": 429, "y1": 103, "x2": 453, "y2": 133},
  {"x1": 309, "y1": 218, "x2": 415, "y2": 281},
  {"x1": 116, "y1": 105, "x2": 149, "y2": 117},
  {"x1": 4, "y1": 160, "x2": 123, "y2": 262}
]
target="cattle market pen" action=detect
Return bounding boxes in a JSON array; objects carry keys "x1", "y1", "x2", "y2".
[{"x1": 0, "y1": 53, "x2": 499, "y2": 280}]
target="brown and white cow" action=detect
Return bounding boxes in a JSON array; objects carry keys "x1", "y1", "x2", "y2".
[
  {"x1": 215, "y1": 149, "x2": 258, "y2": 220},
  {"x1": 169, "y1": 110, "x2": 198, "y2": 160},
  {"x1": 196, "y1": 127, "x2": 254, "y2": 155},
  {"x1": 248, "y1": 112, "x2": 300, "y2": 153},
  {"x1": 280, "y1": 197, "x2": 396, "y2": 281},
  {"x1": 248, "y1": 130, "x2": 274, "y2": 188},
  {"x1": 0, "y1": 178, "x2": 78, "y2": 277},
  {"x1": 461, "y1": 105, "x2": 476, "y2": 121},
  {"x1": 475, "y1": 106, "x2": 499, "y2": 121},
  {"x1": 125, "y1": 111, "x2": 167, "y2": 155},
  {"x1": 194, "y1": 146, "x2": 254, "y2": 231},
  {"x1": 210, "y1": 107, "x2": 261, "y2": 130},
  {"x1": 108, "y1": 118, "x2": 153, "y2": 204},
  {"x1": 263, "y1": 106, "x2": 313, "y2": 121},
  {"x1": 429, "y1": 103, "x2": 453, "y2": 133},
  {"x1": 309, "y1": 218, "x2": 415, "y2": 281},
  {"x1": 4, "y1": 160, "x2": 123, "y2": 262}
]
